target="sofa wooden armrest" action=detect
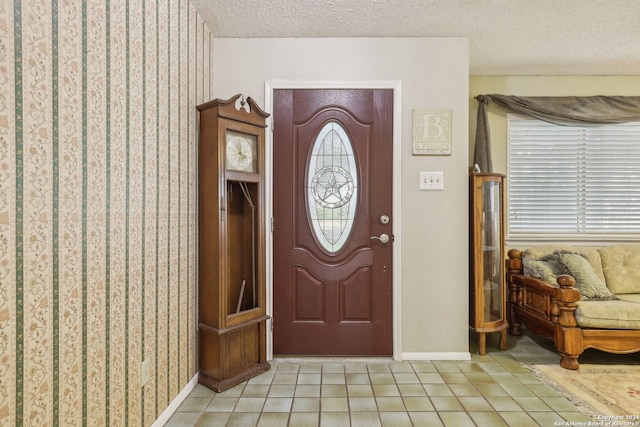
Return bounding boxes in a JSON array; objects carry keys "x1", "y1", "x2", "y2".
[{"x1": 506, "y1": 249, "x2": 584, "y2": 369}]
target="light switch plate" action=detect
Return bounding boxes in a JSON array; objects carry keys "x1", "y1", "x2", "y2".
[{"x1": 419, "y1": 171, "x2": 444, "y2": 190}]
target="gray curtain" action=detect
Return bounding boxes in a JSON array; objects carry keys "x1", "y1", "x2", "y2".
[{"x1": 473, "y1": 95, "x2": 640, "y2": 173}]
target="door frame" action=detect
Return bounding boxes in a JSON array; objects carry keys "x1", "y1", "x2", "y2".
[{"x1": 264, "y1": 81, "x2": 403, "y2": 360}]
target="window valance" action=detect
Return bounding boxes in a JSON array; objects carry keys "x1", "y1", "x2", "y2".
[{"x1": 473, "y1": 95, "x2": 640, "y2": 172}]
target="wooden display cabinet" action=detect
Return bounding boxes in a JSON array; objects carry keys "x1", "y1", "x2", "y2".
[
  {"x1": 197, "y1": 94, "x2": 270, "y2": 392},
  {"x1": 469, "y1": 171, "x2": 508, "y2": 355}
]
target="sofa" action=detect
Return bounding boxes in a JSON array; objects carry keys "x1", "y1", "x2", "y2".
[{"x1": 506, "y1": 244, "x2": 640, "y2": 369}]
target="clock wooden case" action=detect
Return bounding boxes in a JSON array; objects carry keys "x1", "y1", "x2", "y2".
[
  {"x1": 469, "y1": 170, "x2": 508, "y2": 355},
  {"x1": 197, "y1": 94, "x2": 270, "y2": 392}
]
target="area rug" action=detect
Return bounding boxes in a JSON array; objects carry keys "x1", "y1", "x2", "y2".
[{"x1": 529, "y1": 364, "x2": 640, "y2": 416}]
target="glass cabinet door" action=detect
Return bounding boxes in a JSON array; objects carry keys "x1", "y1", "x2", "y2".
[{"x1": 482, "y1": 180, "x2": 503, "y2": 324}]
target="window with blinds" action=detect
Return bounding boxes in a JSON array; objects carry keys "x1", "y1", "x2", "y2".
[{"x1": 507, "y1": 114, "x2": 640, "y2": 241}]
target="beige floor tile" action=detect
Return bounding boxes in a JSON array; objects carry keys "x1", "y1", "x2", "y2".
[
  {"x1": 299, "y1": 363, "x2": 322, "y2": 374},
  {"x1": 248, "y1": 373, "x2": 275, "y2": 385},
  {"x1": 410, "y1": 361, "x2": 437, "y2": 372},
  {"x1": 408, "y1": 412, "x2": 444, "y2": 426},
  {"x1": 379, "y1": 411, "x2": 413, "y2": 426},
  {"x1": 288, "y1": 412, "x2": 319, "y2": 427},
  {"x1": 448, "y1": 383, "x2": 480, "y2": 397},
  {"x1": 322, "y1": 373, "x2": 346, "y2": 385},
  {"x1": 372, "y1": 384, "x2": 400, "y2": 396},
  {"x1": 423, "y1": 383, "x2": 453, "y2": 396},
  {"x1": 234, "y1": 397, "x2": 266, "y2": 412},
  {"x1": 375, "y1": 396, "x2": 406, "y2": 411},
  {"x1": 369, "y1": 373, "x2": 396, "y2": 384},
  {"x1": 439, "y1": 372, "x2": 470, "y2": 384},
  {"x1": 321, "y1": 384, "x2": 347, "y2": 397},
  {"x1": 348, "y1": 396, "x2": 378, "y2": 411},
  {"x1": 392, "y1": 372, "x2": 420, "y2": 384},
  {"x1": 177, "y1": 397, "x2": 211, "y2": 412},
  {"x1": 417, "y1": 372, "x2": 445, "y2": 383},
  {"x1": 344, "y1": 363, "x2": 369, "y2": 373},
  {"x1": 473, "y1": 382, "x2": 508, "y2": 396},
  {"x1": 189, "y1": 384, "x2": 216, "y2": 398},
  {"x1": 256, "y1": 412, "x2": 290, "y2": 427},
  {"x1": 438, "y1": 411, "x2": 476, "y2": 427},
  {"x1": 272, "y1": 373, "x2": 298, "y2": 384},
  {"x1": 226, "y1": 412, "x2": 260, "y2": 427},
  {"x1": 165, "y1": 412, "x2": 201, "y2": 427},
  {"x1": 321, "y1": 363, "x2": 344, "y2": 373},
  {"x1": 346, "y1": 373, "x2": 370, "y2": 384},
  {"x1": 347, "y1": 384, "x2": 374, "y2": 397},
  {"x1": 402, "y1": 396, "x2": 434, "y2": 411},
  {"x1": 499, "y1": 381, "x2": 536, "y2": 396},
  {"x1": 397, "y1": 383, "x2": 426, "y2": 396},
  {"x1": 294, "y1": 384, "x2": 321, "y2": 398},
  {"x1": 205, "y1": 396, "x2": 237, "y2": 412},
  {"x1": 468, "y1": 411, "x2": 509, "y2": 427},
  {"x1": 319, "y1": 411, "x2": 350, "y2": 427},
  {"x1": 350, "y1": 411, "x2": 382, "y2": 427},
  {"x1": 485, "y1": 395, "x2": 523, "y2": 411},
  {"x1": 275, "y1": 363, "x2": 300, "y2": 373},
  {"x1": 542, "y1": 396, "x2": 583, "y2": 412},
  {"x1": 429, "y1": 396, "x2": 464, "y2": 412},
  {"x1": 499, "y1": 410, "x2": 539, "y2": 426},
  {"x1": 320, "y1": 397, "x2": 349, "y2": 411},
  {"x1": 389, "y1": 362, "x2": 414, "y2": 373},
  {"x1": 291, "y1": 397, "x2": 320, "y2": 412},
  {"x1": 513, "y1": 395, "x2": 552, "y2": 411},
  {"x1": 297, "y1": 373, "x2": 321, "y2": 384},
  {"x1": 268, "y1": 384, "x2": 295, "y2": 398},
  {"x1": 367, "y1": 363, "x2": 392, "y2": 373},
  {"x1": 458, "y1": 396, "x2": 493, "y2": 412},
  {"x1": 262, "y1": 397, "x2": 293, "y2": 413},
  {"x1": 433, "y1": 361, "x2": 463, "y2": 373},
  {"x1": 196, "y1": 412, "x2": 231, "y2": 426},
  {"x1": 242, "y1": 384, "x2": 270, "y2": 398}
]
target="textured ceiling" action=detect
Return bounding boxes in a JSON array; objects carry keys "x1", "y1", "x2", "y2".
[{"x1": 190, "y1": 0, "x2": 640, "y2": 76}]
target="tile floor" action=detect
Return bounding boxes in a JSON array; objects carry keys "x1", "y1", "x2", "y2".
[{"x1": 165, "y1": 330, "x2": 630, "y2": 426}]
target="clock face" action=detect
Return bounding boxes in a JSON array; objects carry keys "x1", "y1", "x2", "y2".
[{"x1": 226, "y1": 131, "x2": 256, "y2": 172}]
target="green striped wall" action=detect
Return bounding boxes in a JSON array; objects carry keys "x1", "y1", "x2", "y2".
[{"x1": 0, "y1": 0, "x2": 212, "y2": 425}]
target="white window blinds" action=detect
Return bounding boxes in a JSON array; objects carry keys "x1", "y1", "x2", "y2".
[{"x1": 507, "y1": 114, "x2": 640, "y2": 240}]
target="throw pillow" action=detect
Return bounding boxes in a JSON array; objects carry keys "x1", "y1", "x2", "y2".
[
  {"x1": 522, "y1": 257, "x2": 568, "y2": 284},
  {"x1": 557, "y1": 252, "x2": 616, "y2": 300}
]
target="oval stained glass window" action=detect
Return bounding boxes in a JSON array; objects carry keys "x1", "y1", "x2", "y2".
[{"x1": 306, "y1": 121, "x2": 358, "y2": 253}]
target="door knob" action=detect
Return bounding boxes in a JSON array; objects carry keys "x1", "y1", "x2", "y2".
[{"x1": 370, "y1": 233, "x2": 390, "y2": 244}]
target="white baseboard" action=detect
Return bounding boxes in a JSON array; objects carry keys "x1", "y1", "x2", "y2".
[
  {"x1": 401, "y1": 352, "x2": 471, "y2": 361},
  {"x1": 152, "y1": 372, "x2": 199, "y2": 427}
]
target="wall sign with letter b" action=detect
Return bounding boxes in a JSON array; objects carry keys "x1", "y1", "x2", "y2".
[{"x1": 412, "y1": 109, "x2": 452, "y2": 155}]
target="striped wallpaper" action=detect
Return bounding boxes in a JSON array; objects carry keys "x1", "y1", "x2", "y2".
[{"x1": 0, "y1": 0, "x2": 212, "y2": 425}]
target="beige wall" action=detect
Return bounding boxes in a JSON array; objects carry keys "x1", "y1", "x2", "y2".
[
  {"x1": 469, "y1": 76, "x2": 640, "y2": 175},
  {"x1": 0, "y1": 0, "x2": 212, "y2": 425},
  {"x1": 212, "y1": 38, "x2": 471, "y2": 356}
]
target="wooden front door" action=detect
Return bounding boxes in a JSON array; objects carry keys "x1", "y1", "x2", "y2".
[{"x1": 272, "y1": 89, "x2": 393, "y2": 355}]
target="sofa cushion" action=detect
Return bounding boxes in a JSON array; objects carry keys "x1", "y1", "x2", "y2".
[
  {"x1": 557, "y1": 252, "x2": 616, "y2": 300},
  {"x1": 522, "y1": 245, "x2": 605, "y2": 283},
  {"x1": 616, "y1": 294, "x2": 640, "y2": 304},
  {"x1": 575, "y1": 300, "x2": 640, "y2": 329},
  {"x1": 599, "y1": 244, "x2": 640, "y2": 294}
]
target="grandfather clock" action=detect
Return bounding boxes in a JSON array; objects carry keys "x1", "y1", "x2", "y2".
[
  {"x1": 197, "y1": 94, "x2": 270, "y2": 391},
  {"x1": 469, "y1": 170, "x2": 508, "y2": 355}
]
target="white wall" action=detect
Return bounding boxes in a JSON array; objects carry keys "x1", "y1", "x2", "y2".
[{"x1": 213, "y1": 38, "x2": 470, "y2": 357}]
